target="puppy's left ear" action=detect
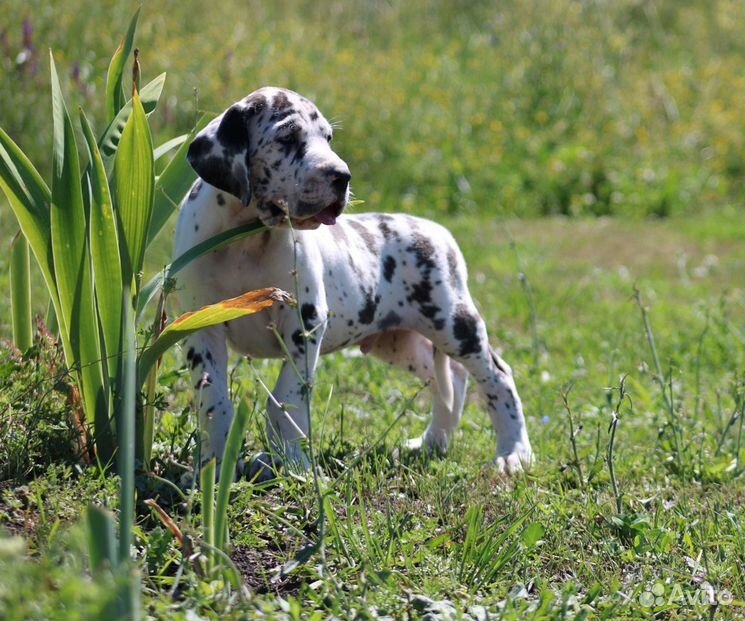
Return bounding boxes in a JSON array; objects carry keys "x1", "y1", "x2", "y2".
[{"x1": 187, "y1": 102, "x2": 254, "y2": 206}]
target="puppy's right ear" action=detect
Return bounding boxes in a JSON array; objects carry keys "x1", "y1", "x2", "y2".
[{"x1": 187, "y1": 102, "x2": 254, "y2": 206}]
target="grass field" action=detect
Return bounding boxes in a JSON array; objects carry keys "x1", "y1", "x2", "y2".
[{"x1": 1, "y1": 1, "x2": 745, "y2": 620}]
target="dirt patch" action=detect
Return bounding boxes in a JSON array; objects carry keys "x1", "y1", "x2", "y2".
[{"x1": 231, "y1": 544, "x2": 304, "y2": 595}]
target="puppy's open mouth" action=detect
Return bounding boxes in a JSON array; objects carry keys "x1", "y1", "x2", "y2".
[
  {"x1": 303, "y1": 200, "x2": 345, "y2": 226},
  {"x1": 262, "y1": 199, "x2": 345, "y2": 228}
]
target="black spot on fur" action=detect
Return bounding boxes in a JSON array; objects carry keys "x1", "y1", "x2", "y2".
[
  {"x1": 301, "y1": 303, "x2": 318, "y2": 330},
  {"x1": 407, "y1": 233, "x2": 436, "y2": 270},
  {"x1": 273, "y1": 91, "x2": 292, "y2": 110},
  {"x1": 190, "y1": 353, "x2": 204, "y2": 369},
  {"x1": 349, "y1": 220, "x2": 378, "y2": 255},
  {"x1": 490, "y1": 349, "x2": 509, "y2": 375},
  {"x1": 290, "y1": 141, "x2": 308, "y2": 165},
  {"x1": 452, "y1": 305, "x2": 481, "y2": 356},
  {"x1": 291, "y1": 329, "x2": 305, "y2": 353},
  {"x1": 378, "y1": 311, "x2": 402, "y2": 331},
  {"x1": 216, "y1": 193, "x2": 226, "y2": 206},
  {"x1": 410, "y1": 279, "x2": 433, "y2": 306},
  {"x1": 377, "y1": 215, "x2": 400, "y2": 242},
  {"x1": 383, "y1": 255, "x2": 396, "y2": 282},
  {"x1": 358, "y1": 294, "x2": 380, "y2": 324},
  {"x1": 186, "y1": 347, "x2": 195, "y2": 360},
  {"x1": 310, "y1": 111, "x2": 319, "y2": 120}
]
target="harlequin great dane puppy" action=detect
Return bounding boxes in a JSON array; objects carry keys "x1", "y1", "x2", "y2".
[{"x1": 174, "y1": 86, "x2": 533, "y2": 478}]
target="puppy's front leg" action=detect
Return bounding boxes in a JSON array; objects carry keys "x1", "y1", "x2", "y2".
[
  {"x1": 183, "y1": 325, "x2": 234, "y2": 470},
  {"x1": 265, "y1": 304, "x2": 327, "y2": 473}
]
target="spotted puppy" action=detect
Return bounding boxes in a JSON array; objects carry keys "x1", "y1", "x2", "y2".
[{"x1": 175, "y1": 87, "x2": 533, "y2": 477}]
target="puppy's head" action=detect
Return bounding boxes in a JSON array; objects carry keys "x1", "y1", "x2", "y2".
[{"x1": 187, "y1": 87, "x2": 351, "y2": 228}]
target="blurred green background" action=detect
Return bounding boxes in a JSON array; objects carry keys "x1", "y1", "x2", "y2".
[{"x1": 2, "y1": 0, "x2": 743, "y2": 224}]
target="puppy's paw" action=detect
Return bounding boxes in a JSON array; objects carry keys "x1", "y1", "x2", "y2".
[
  {"x1": 494, "y1": 443, "x2": 534, "y2": 475},
  {"x1": 405, "y1": 429, "x2": 449, "y2": 457},
  {"x1": 245, "y1": 452, "x2": 281, "y2": 483}
]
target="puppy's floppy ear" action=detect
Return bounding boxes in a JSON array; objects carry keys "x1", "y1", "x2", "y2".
[{"x1": 187, "y1": 102, "x2": 254, "y2": 206}]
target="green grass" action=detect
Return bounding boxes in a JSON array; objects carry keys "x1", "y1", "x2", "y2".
[{"x1": 1, "y1": 1, "x2": 745, "y2": 619}]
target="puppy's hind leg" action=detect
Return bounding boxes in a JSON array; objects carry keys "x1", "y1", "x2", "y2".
[{"x1": 363, "y1": 330, "x2": 468, "y2": 453}]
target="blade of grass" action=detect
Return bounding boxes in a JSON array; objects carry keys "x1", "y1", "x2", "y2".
[
  {"x1": 199, "y1": 458, "x2": 216, "y2": 572},
  {"x1": 10, "y1": 232, "x2": 32, "y2": 352},
  {"x1": 153, "y1": 134, "x2": 188, "y2": 162},
  {"x1": 214, "y1": 398, "x2": 252, "y2": 553},
  {"x1": 118, "y1": 282, "x2": 136, "y2": 563}
]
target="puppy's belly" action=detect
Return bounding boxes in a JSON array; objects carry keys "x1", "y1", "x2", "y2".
[{"x1": 225, "y1": 313, "x2": 286, "y2": 359}]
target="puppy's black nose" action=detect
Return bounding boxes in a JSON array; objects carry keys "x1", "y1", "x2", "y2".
[{"x1": 328, "y1": 168, "x2": 351, "y2": 194}]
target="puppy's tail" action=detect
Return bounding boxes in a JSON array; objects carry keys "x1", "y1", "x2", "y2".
[{"x1": 433, "y1": 347, "x2": 454, "y2": 412}]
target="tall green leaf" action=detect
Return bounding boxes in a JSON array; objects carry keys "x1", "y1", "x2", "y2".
[
  {"x1": 105, "y1": 7, "x2": 140, "y2": 123},
  {"x1": 50, "y1": 52, "x2": 111, "y2": 455},
  {"x1": 146, "y1": 114, "x2": 209, "y2": 246},
  {"x1": 113, "y1": 89, "x2": 154, "y2": 288},
  {"x1": 137, "y1": 288, "x2": 290, "y2": 386},
  {"x1": 200, "y1": 459, "x2": 217, "y2": 571},
  {"x1": 10, "y1": 233, "x2": 33, "y2": 352},
  {"x1": 0, "y1": 128, "x2": 59, "y2": 321},
  {"x1": 118, "y1": 283, "x2": 136, "y2": 563},
  {"x1": 215, "y1": 398, "x2": 252, "y2": 554},
  {"x1": 80, "y1": 110, "x2": 123, "y2": 386},
  {"x1": 153, "y1": 134, "x2": 188, "y2": 162},
  {"x1": 100, "y1": 73, "x2": 167, "y2": 175},
  {"x1": 87, "y1": 504, "x2": 118, "y2": 570}
]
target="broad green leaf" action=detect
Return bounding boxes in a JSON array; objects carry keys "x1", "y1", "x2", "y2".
[
  {"x1": 146, "y1": 114, "x2": 209, "y2": 246},
  {"x1": 521, "y1": 522, "x2": 545, "y2": 548},
  {"x1": 50, "y1": 52, "x2": 109, "y2": 454},
  {"x1": 153, "y1": 134, "x2": 188, "y2": 161},
  {"x1": 0, "y1": 128, "x2": 58, "y2": 318},
  {"x1": 215, "y1": 398, "x2": 252, "y2": 553},
  {"x1": 137, "y1": 220, "x2": 267, "y2": 321},
  {"x1": 137, "y1": 288, "x2": 290, "y2": 386},
  {"x1": 0, "y1": 128, "x2": 51, "y2": 221},
  {"x1": 113, "y1": 89, "x2": 154, "y2": 288},
  {"x1": 105, "y1": 7, "x2": 140, "y2": 123},
  {"x1": 87, "y1": 504, "x2": 118, "y2": 570},
  {"x1": 80, "y1": 109, "x2": 123, "y2": 386},
  {"x1": 10, "y1": 233, "x2": 32, "y2": 352},
  {"x1": 100, "y1": 73, "x2": 167, "y2": 174}
]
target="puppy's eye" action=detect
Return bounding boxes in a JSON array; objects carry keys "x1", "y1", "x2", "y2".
[
  {"x1": 326, "y1": 134, "x2": 333, "y2": 143},
  {"x1": 277, "y1": 132, "x2": 299, "y2": 146}
]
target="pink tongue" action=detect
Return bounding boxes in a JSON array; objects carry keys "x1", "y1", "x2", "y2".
[{"x1": 315, "y1": 207, "x2": 338, "y2": 226}]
